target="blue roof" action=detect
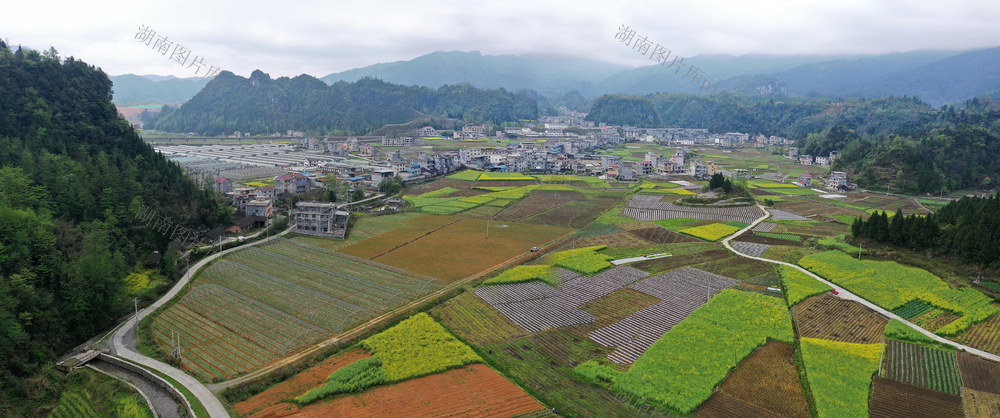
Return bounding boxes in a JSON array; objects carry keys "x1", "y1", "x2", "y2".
[{"x1": 349, "y1": 176, "x2": 364, "y2": 180}]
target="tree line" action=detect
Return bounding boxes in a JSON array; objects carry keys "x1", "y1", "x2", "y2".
[
  {"x1": 851, "y1": 195, "x2": 1000, "y2": 268},
  {"x1": 0, "y1": 41, "x2": 229, "y2": 414}
]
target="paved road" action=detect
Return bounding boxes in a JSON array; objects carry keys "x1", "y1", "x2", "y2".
[
  {"x1": 722, "y1": 204, "x2": 1000, "y2": 363},
  {"x1": 89, "y1": 359, "x2": 183, "y2": 418},
  {"x1": 104, "y1": 228, "x2": 294, "y2": 417}
]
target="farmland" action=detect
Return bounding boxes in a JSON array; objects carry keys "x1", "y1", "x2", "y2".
[
  {"x1": 340, "y1": 215, "x2": 570, "y2": 282},
  {"x1": 698, "y1": 342, "x2": 809, "y2": 417},
  {"x1": 868, "y1": 376, "x2": 963, "y2": 418},
  {"x1": 167, "y1": 157, "x2": 1000, "y2": 418},
  {"x1": 799, "y1": 338, "x2": 883, "y2": 418},
  {"x1": 577, "y1": 289, "x2": 793, "y2": 413},
  {"x1": 294, "y1": 313, "x2": 481, "y2": 404},
  {"x1": 793, "y1": 294, "x2": 888, "y2": 344},
  {"x1": 881, "y1": 340, "x2": 962, "y2": 394},
  {"x1": 799, "y1": 250, "x2": 998, "y2": 335},
  {"x1": 957, "y1": 351, "x2": 1000, "y2": 393},
  {"x1": 779, "y1": 265, "x2": 831, "y2": 306},
  {"x1": 149, "y1": 238, "x2": 442, "y2": 380}
]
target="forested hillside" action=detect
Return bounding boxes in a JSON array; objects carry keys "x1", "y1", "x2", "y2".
[
  {"x1": 0, "y1": 41, "x2": 228, "y2": 414},
  {"x1": 149, "y1": 71, "x2": 538, "y2": 135}
]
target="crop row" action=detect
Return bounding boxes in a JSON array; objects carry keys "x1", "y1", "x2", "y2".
[
  {"x1": 881, "y1": 340, "x2": 962, "y2": 395},
  {"x1": 476, "y1": 266, "x2": 649, "y2": 332}
]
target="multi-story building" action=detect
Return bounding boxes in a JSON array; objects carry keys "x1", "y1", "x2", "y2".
[
  {"x1": 828, "y1": 172, "x2": 848, "y2": 190},
  {"x1": 275, "y1": 172, "x2": 310, "y2": 196},
  {"x1": 245, "y1": 199, "x2": 273, "y2": 224},
  {"x1": 213, "y1": 176, "x2": 233, "y2": 193},
  {"x1": 690, "y1": 161, "x2": 707, "y2": 178},
  {"x1": 293, "y1": 201, "x2": 349, "y2": 238},
  {"x1": 707, "y1": 161, "x2": 719, "y2": 176}
]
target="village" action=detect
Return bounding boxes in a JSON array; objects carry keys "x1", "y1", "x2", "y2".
[{"x1": 149, "y1": 108, "x2": 855, "y2": 243}]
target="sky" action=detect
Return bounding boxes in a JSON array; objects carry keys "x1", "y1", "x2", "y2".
[{"x1": 3, "y1": 0, "x2": 1000, "y2": 78}]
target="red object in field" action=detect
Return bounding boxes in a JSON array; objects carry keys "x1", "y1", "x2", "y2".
[{"x1": 831, "y1": 289, "x2": 840, "y2": 295}]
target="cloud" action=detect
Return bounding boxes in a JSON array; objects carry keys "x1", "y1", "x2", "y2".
[{"x1": 2, "y1": 0, "x2": 998, "y2": 77}]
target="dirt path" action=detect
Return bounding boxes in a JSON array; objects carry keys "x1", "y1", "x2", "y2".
[{"x1": 722, "y1": 205, "x2": 1000, "y2": 363}]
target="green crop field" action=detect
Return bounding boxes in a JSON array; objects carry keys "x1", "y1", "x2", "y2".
[
  {"x1": 778, "y1": 265, "x2": 831, "y2": 306},
  {"x1": 575, "y1": 289, "x2": 793, "y2": 413},
  {"x1": 799, "y1": 251, "x2": 998, "y2": 335},
  {"x1": 800, "y1": 338, "x2": 882, "y2": 418}
]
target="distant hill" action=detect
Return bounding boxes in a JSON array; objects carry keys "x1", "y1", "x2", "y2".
[
  {"x1": 319, "y1": 48, "x2": 1000, "y2": 107},
  {"x1": 852, "y1": 47, "x2": 1000, "y2": 106},
  {"x1": 321, "y1": 50, "x2": 628, "y2": 99},
  {"x1": 148, "y1": 70, "x2": 537, "y2": 135},
  {"x1": 771, "y1": 49, "x2": 961, "y2": 97},
  {"x1": 109, "y1": 74, "x2": 211, "y2": 105}
]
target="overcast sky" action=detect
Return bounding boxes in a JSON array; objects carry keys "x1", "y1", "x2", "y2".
[{"x1": 4, "y1": 0, "x2": 999, "y2": 78}]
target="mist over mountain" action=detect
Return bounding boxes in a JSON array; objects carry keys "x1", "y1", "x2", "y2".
[{"x1": 109, "y1": 74, "x2": 211, "y2": 105}]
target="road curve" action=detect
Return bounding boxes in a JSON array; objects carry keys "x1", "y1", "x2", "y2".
[
  {"x1": 722, "y1": 204, "x2": 1000, "y2": 363},
  {"x1": 105, "y1": 228, "x2": 293, "y2": 418}
]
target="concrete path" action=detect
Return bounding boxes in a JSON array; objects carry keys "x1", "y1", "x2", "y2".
[
  {"x1": 102, "y1": 228, "x2": 294, "y2": 417},
  {"x1": 722, "y1": 204, "x2": 1000, "y2": 363}
]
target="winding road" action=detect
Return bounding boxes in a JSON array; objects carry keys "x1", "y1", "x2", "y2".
[
  {"x1": 102, "y1": 227, "x2": 292, "y2": 418},
  {"x1": 722, "y1": 204, "x2": 1000, "y2": 362}
]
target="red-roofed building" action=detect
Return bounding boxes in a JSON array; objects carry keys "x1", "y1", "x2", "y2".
[
  {"x1": 275, "y1": 172, "x2": 310, "y2": 196},
  {"x1": 213, "y1": 176, "x2": 232, "y2": 193}
]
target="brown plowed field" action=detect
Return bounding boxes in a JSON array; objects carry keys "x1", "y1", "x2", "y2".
[
  {"x1": 868, "y1": 376, "x2": 963, "y2": 418},
  {"x1": 733, "y1": 232, "x2": 800, "y2": 246},
  {"x1": 954, "y1": 313, "x2": 1000, "y2": 356},
  {"x1": 575, "y1": 231, "x2": 653, "y2": 248},
  {"x1": 958, "y1": 352, "x2": 1000, "y2": 394},
  {"x1": 697, "y1": 392, "x2": 782, "y2": 418},
  {"x1": 247, "y1": 364, "x2": 544, "y2": 418},
  {"x1": 234, "y1": 347, "x2": 371, "y2": 417},
  {"x1": 962, "y1": 388, "x2": 1000, "y2": 417},
  {"x1": 341, "y1": 217, "x2": 569, "y2": 283},
  {"x1": 793, "y1": 294, "x2": 888, "y2": 343},
  {"x1": 628, "y1": 227, "x2": 698, "y2": 244},
  {"x1": 407, "y1": 178, "x2": 481, "y2": 195},
  {"x1": 710, "y1": 342, "x2": 810, "y2": 417},
  {"x1": 494, "y1": 191, "x2": 585, "y2": 222}
]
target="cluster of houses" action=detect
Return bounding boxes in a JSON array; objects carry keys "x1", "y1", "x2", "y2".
[{"x1": 787, "y1": 147, "x2": 838, "y2": 167}]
